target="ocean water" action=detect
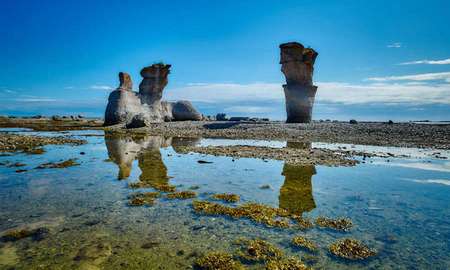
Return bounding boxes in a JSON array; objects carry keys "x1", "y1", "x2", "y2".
[{"x1": 0, "y1": 130, "x2": 449, "y2": 269}]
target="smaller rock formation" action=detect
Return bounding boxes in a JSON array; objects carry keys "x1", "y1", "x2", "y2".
[
  {"x1": 280, "y1": 42, "x2": 318, "y2": 123},
  {"x1": 104, "y1": 63, "x2": 202, "y2": 126},
  {"x1": 172, "y1": 100, "x2": 202, "y2": 121}
]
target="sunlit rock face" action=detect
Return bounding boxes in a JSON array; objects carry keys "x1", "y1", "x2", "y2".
[
  {"x1": 104, "y1": 64, "x2": 202, "y2": 126},
  {"x1": 280, "y1": 42, "x2": 318, "y2": 123}
]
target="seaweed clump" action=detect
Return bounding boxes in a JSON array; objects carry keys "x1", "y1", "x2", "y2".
[
  {"x1": 166, "y1": 191, "x2": 197, "y2": 199},
  {"x1": 192, "y1": 201, "x2": 291, "y2": 228},
  {"x1": 266, "y1": 257, "x2": 309, "y2": 270},
  {"x1": 291, "y1": 215, "x2": 314, "y2": 230},
  {"x1": 194, "y1": 251, "x2": 244, "y2": 270},
  {"x1": 234, "y1": 238, "x2": 283, "y2": 263},
  {"x1": 211, "y1": 193, "x2": 240, "y2": 203},
  {"x1": 128, "y1": 192, "x2": 160, "y2": 206},
  {"x1": 315, "y1": 216, "x2": 353, "y2": 231},
  {"x1": 129, "y1": 182, "x2": 176, "y2": 192},
  {"x1": 36, "y1": 159, "x2": 80, "y2": 169},
  {"x1": 291, "y1": 236, "x2": 317, "y2": 252},
  {"x1": 329, "y1": 238, "x2": 376, "y2": 260}
]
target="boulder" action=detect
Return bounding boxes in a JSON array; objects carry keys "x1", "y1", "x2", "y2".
[{"x1": 172, "y1": 101, "x2": 202, "y2": 121}]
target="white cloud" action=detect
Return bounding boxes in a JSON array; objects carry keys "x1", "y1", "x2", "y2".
[
  {"x1": 387, "y1": 42, "x2": 402, "y2": 48},
  {"x1": 165, "y1": 83, "x2": 283, "y2": 103},
  {"x1": 399, "y1": 58, "x2": 450, "y2": 65},
  {"x1": 164, "y1": 81, "x2": 450, "y2": 106},
  {"x1": 14, "y1": 98, "x2": 58, "y2": 102},
  {"x1": 316, "y1": 82, "x2": 450, "y2": 105},
  {"x1": 367, "y1": 71, "x2": 450, "y2": 82},
  {"x1": 90, "y1": 85, "x2": 114, "y2": 90}
]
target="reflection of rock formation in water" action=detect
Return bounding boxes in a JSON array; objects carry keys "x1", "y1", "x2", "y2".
[
  {"x1": 279, "y1": 163, "x2": 316, "y2": 215},
  {"x1": 104, "y1": 134, "x2": 200, "y2": 181},
  {"x1": 104, "y1": 64, "x2": 202, "y2": 126},
  {"x1": 280, "y1": 42, "x2": 318, "y2": 123}
]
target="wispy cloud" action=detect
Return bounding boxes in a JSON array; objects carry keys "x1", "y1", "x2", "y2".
[
  {"x1": 387, "y1": 42, "x2": 402, "y2": 48},
  {"x1": 14, "y1": 98, "x2": 58, "y2": 102},
  {"x1": 90, "y1": 85, "x2": 114, "y2": 90},
  {"x1": 399, "y1": 58, "x2": 450, "y2": 65},
  {"x1": 165, "y1": 81, "x2": 450, "y2": 106},
  {"x1": 367, "y1": 71, "x2": 450, "y2": 82}
]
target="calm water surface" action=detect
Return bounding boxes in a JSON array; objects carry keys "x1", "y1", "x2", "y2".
[{"x1": 0, "y1": 130, "x2": 449, "y2": 269}]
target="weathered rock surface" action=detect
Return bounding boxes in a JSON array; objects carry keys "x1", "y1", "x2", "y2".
[
  {"x1": 125, "y1": 114, "x2": 148, "y2": 129},
  {"x1": 171, "y1": 100, "x2": 202, "y2": 121},
  {"x1": 280, "y1": 42, "x2": 318, "y2": 123},
  {"x1": 104, "y1": 64, "x2": 202, "y2": 126}
]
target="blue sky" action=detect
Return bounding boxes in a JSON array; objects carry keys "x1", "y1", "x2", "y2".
[{"x1": 0, "y1": 0, "x2": 449, "y2": 121}]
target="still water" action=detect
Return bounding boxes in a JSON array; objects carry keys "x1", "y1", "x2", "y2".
[{"x1": 0, "y1": 130, "x2": 449, "y2": 269}]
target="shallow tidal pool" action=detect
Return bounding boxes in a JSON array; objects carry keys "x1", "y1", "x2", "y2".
[{"x1": 0, "y1": 130, "x2": 449, "y2": 269}]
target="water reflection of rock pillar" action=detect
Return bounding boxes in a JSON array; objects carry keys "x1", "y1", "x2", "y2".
[
  {"x1": 137, "y1": 148, "x2": 169, "y2": 187},
  {"x1": 279, "y1": 163, "x2": 316, "y2": 216}
]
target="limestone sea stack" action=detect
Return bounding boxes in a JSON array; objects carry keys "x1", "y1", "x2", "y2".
[
  {"x1": 280, "y1": 42, "x2": 318, "y2": 123},
  {"x1": 104, "y1": 63, "x2": 202, "y2": 126}
]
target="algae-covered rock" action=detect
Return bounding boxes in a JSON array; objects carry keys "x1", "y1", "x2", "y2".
[
  {"x1": 166, "y1": 191, "x2": 197, "y2": 199},
  {"x1": 329, "y1": 238, "x2": 376, "y2": 260},
  {"x1": 235, "y1": 238, "x2": 283, "y2": 262},
  {"x1": 266, "y1": 257, "x2": 309, "y2": 270},
  {"x1": 211, "y1": 193, "x2": 240, "y2": 203},
  {"x1": 194, "y1": 251, "x2": 244, "y2": 270},
  {"x1": 315, "y1": 216, "x2": 353, "y2": 231},
  {"x1": 291, "y1": 236, "x2": 317, "y2": 252},
  {"x1": 36, "y1": 159, "x2": 80, "y2": 169}
]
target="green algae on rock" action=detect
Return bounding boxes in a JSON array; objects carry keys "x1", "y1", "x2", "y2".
[
  {"x1": 192, "y1": 201, "x2": 292, "y2": 228},
  {"x1": 36, "y1": 159, "x2": 80, "y2": 169},
  {"x1": 129, "y1": 182, "x2": 176, "y2": 192},
  {"x1": 194, "y1": 251, "x2": 244, "y2": 270},
  {"x1": 291, "y1": 236, "x2": 318, "y2": 252},
  {"x1": 0, "y1": 133, "x2": 86, "y2": 154},
  {"x1": 211, "y1": 193, "x2": 240, "y2": 203},
  {"x1": 266, "y1": 257, "x2": 309, "y2": 270},
  {"x1": 166, "y1": 190, "x2": 197, "y2": 199},
  {"x1": 315, "y1": 216, "x2": 353, "y2": 231},
  {"x1": 128, "y1": 192, "x2": 160, "y2": 206},
  {"x1": 291, "y1": 215, "x2": 314, "y2": 230},
  {"x1": 234, "y1": 238, "x2": 283, "y2": 263},
  {"x1": 329, "y1": 238, "x2": 376, "y2": 260}
]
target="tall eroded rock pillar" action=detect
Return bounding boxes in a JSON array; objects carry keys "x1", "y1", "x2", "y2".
[
  {"x1": 104, "y1": 72, "x2": 143, "y2": 126},
  {"x1": 280, "y1": 42, "x2": 318, "y2": 123}
]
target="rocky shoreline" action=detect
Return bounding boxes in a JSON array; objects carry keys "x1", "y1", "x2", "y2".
[
  {"x1": 177, "y1": 145, "x2": 359, "y2": 166},
  {"x1": 106, "y1": 120, "x2": 450, "y2": 150},
  {"x1": 1, "y1": 117, "x2": 449, "y2": 150}
]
